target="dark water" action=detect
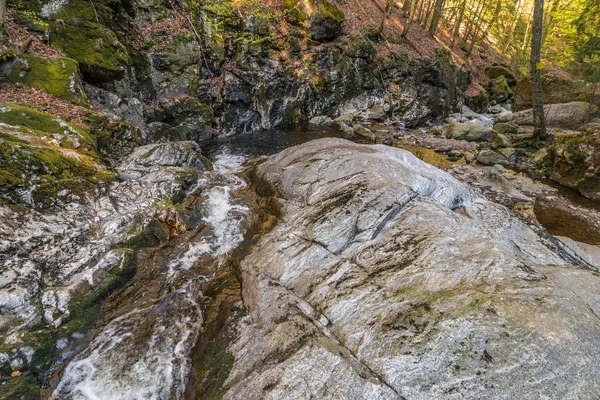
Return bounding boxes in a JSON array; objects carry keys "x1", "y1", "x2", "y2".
[
  {"x1": 204, "y1": 125, "x2": 600, "y2": 247},
  {"x1": 202, "y1": 123, "x2": 348, "y2": 161},
  {"x1": 534, "y1": 182, "x2": 600, "y2": 245}
]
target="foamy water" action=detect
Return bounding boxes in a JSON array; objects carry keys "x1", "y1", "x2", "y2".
[
  {"x1": 51, "y1": 282, "x2": 203, "y2": 400},
  {"x1": 52, "y1": 149, "x2": 251, "y2": 400}
]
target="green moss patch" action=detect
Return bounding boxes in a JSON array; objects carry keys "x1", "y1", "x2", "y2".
[
  {"x1": 0, "y1": 127, "x2": 114, "y2": 208},
  {"x1": 5, "y1": 56, "x2": 88, "y2": 105},
  {"x1": 49, "y1": 19, "x2": 128, "y2": 83},
  {"x1": 0, "y1": 103, "x2": 95, "y2": 154},
  {"x1": 123, "y1": 218, "x2": 169, "y2": 250},
  {"x1": 318, "y1": 0, "x2": 345, "y2": 23}
]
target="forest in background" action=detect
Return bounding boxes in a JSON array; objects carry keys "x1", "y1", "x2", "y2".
[{"x1": 393, "y1": 0, "x2": 600, "y2": 81}]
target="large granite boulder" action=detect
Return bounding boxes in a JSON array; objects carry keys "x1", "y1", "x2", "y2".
[
  {"x1": 2, "y1": 56, "x2": 88, "y2": 105},
  {"x1": 224, "y1": 138, "x2": 598, "y2": 399},
  {"x1": 513, "y1": 67, "x2": 599, "y2": 112},
  {"x1": 497, "y1": 101, "x2": 599, "y2": 130},
  {"x1": 44, "y1": 0, "x2": 128, "y2": 83},
  {"x1": 550, "y1": 123, "x2": 600, "y2": 200},
  {"x1": 445, "y1": 121, "x2": 498, "y2": 142}
]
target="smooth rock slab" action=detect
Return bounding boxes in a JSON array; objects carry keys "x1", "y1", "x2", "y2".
[{"x1": 224, "y1": 138, "x2": 599, "y2": 400}]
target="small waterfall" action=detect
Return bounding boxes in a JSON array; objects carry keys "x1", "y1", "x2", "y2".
[{"x1": 51, "y1": 149, "x2": 251, "y2": 400}]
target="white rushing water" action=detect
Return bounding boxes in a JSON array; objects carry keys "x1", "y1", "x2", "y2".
[
  {"x1": 51, "y1": 283, "x2": 203, "y2": 400},
  {"x1": 52, "y1": 149, "x2": 251, "y2": 400},
  {"x1": 168, "y1": 150, "x2": 249, "y2": 275}
]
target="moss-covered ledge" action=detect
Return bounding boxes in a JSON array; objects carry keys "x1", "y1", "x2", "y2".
[{"x1": 4, "y1": 55, "x2": 89, "y2": 105}]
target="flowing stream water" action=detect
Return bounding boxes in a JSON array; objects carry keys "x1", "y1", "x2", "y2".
[
  {"x1": 48, "y1": 125, "x2": 347, "y2": 399},
  {"x1": 47, "y1": 124, "x2": 599, "y2": 399}
]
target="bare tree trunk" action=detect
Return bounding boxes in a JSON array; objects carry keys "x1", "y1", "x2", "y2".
[
  {"x1": 531, "y1": 0, "x2": 547, "y2": 141},
  {"x1": 482, "y1": 0, "x2": 502, "y2": 42},
  {"x1": 403, "y1": 0, "x2": 412, "y2": 14},
  {"x1": 0, "y1": 0, "x2": 6, "y2": 37},
  {"x1": 375, "y1": 0, "x2": 394, "y2": 36},
  {"x1": 451, "y1": 0, "x2": 467, "y2": 47},
  {"x1": 521, "y1": 7, "x2": 534, "y2": 52},
  {"x1": 466, "y1": 0, "x2": 491, "y2": 55},
  {"x1": 428, "y1": 0, "x2": 445, "y2": 37},
  {"x1": 502, "y1": 0, "x2": 524, "y2": 53},
  {"x1": 402, "y1": 0, "x2": 418, "y2": 37},
  {"x1": 542, "y1": 0, "x2": 561, "y2": 47},
  {"x1": 463, "y1": 0, "x2": 484, "y2": 44},
  {"x1": 416, "y1": 0, "x2": 426, "y2": 24}
]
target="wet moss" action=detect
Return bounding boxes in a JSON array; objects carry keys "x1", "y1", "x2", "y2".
[
  {"x1": 7, "y1": 0, "x2": 42, "y2": 13},
  {"x1": 318, "y1": 0, "x2": 345, "y2": 23},
  {"x1": 123, "y1": 219, "x2": 170, "y2": 250},
  {"x1": 0, "y1": 372, "x2": 40, "y2": 399},
  {"x1": 49, "y1": 21, "x2": 128, "y2": 83}
]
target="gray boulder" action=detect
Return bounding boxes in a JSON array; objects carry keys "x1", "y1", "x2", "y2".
[
  {"x1": 226, "y1": 138, "x2": 598, "y2": 399},
  {"x1": 477, "y1": 149, "x2": 510, "y2": 166},
  {"x1": 498, "y1": 101, "x2": 599, "y2": 130},
  {"x1": 117, "y1": 142, "x2": 212, "y2": 175},
  {"x1": 446, "y1": 122, "x2": 498, "y2": 142},
  {"x1": 309, "y1": 115, "x2": 334, "y2": 125}
]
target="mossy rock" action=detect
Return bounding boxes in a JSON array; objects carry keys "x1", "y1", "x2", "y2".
[
  {"x1": 123, "y1": 218, "x2": 169, "y2": 250},
  {"x1": 489, "y1": 75, "x2": 513, "y2": 103},
  {"x1": 0, "y1": 103, "x2": 94, "y2": 153},
  {"x1": 550, "y1": 129, "x2": 600, "y2": 201},
  {"x1": 7, "y1": 0, "x2": 42, "y2": 13},
  {"x1": 91, "y1": 115, "x2": 143, "y2": 166},
  {"x1": 494, "y1": 122, "x2": 518, "y2": 134},
  {"x1": 0, "y1": 132, "x2": 115, "y2": 208},
  {"x1": 12, "y1": 10, "x2": 49, "y2": 35},
  {"x1": 0, "y1": 104, "x2": 115, "y2": 208},
  {"x1": 513, "y1": 67, "x2": 597, "y2": 112},
  {"x1": 0, "y1": 49, "x2": 19, "y2": 65},
  {"x1": 284, "y1": 0, "x2": 344, "y2": 42},
  {"x1": 0, "y1": 371, "x2": 40, "y2": 399},
  {"x1": 465, "y1": 84, "x2": 489, "y2": 113},
  {"x1": 345, "y1": 37, "x2": 376, "y2": 61},
  {"x1": 49, "y1": 21, "x2": 128, "y2": 83},
  {"x1": 485, "y1": 64, "x2": 516, "y2": 86},
  {"x1": 4, "y1": 56, "x2": 88, "y2": 105}
]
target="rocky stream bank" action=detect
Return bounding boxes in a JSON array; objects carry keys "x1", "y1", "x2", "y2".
[{"x1": 1, "y1": 0, "x2": 600, "y2": 396}]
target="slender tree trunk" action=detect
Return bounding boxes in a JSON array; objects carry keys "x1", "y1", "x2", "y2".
[
  {"x1": 463, "y1": 0, "x2": 483, "y2": 44},
  {"x1": 451, "y1": 0, "x2": 467, "y2": 47},
  {"x1": 531, "y1": 0, "x2": 547, "y2": 141},
  {"x1": 416, "y1": 0, "x2": 426, "y2": 24},
  {"x1": 503, "y1": 0, "x2": 524, "y2": 53},
  {"x1": 521, "y1": 7, "x2": 534, "y2": 52},
  {"x1": 466, "y1": 0, "x2": 491, "y2": 55},
  {"x1": 421, "y1": 0, "x2": 434, "y2": 27},
  {"x1": 375, "y1": 0, "x2": 394, "y2": 36},
  {"x1": 542, "y1": 0, "x2": 561, "y2": 47},
  {"x1": 482, "y1": 0, "x2": 502, "y2": 42},
  {"x1": 0, "y1": 0, "x2": 6, "y2": 37},
  {"x1": 403, "y1": 0, "x2": 412, "y2": 14},
  {"x1": 428, "y1": 0, "x2": 445, "y2": 37},
  {"x1": 402, "y1": 0, "x2": 418, "y2": 37}
]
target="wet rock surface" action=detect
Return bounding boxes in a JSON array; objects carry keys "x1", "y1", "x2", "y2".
[{"x1": 223, "y1": 138, "x2": 598, "y2": 399}]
